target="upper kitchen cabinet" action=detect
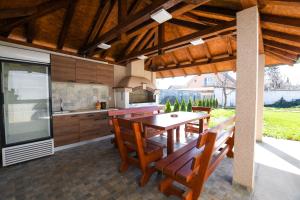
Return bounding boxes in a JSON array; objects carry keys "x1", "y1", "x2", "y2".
[
  {"x1": 76, "y1": 60, "x2": 98, "y2": 84},
  {"x1": 96, "y1": 64, "x2": 114, "y2": 86},
  {"x1": 51, "y1": 55, "x2": 76, "y2": 82}
]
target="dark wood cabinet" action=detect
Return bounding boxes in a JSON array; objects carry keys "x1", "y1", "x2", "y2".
[
  {"x1": 51, "y1": 55, "x2": 76, "y2": 82},
  {"x1": 53, "y1": 112, "x2": 111, "y2": 147},
  {"x1": 96, "y1": 64, "x2": 114, "y2": 86},
  {"x1": 75, "y1": 60, "x2": 97, "y2": 84},
  {"x1": 53, "y1": 115, "x2": 80, "y2": 147}
]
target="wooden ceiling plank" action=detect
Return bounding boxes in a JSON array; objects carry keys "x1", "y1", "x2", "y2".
[
  {"x1": 266, "y1": 0, "x2": 300, "y2": 7},
  {"x1": 183, "y1": 12, "x2": 225, "y2": 26},
  {"x1": 225, "y1": 36, "x2": 233, "y2": 56},
  {"x1": 265, "y1": 51, "x2": 294, "y2": 65},
  {"x1": 240, "y1": 0, "x2": 258, "y2": 8},
  {"x1": 202, "y1": 43, "x2": 212, "y2": 59},
  {"x1": 168, "y1": 18, "x2": 210, "y2": 30},
  {"x1": 57, "y1": 0, "x2": 78, "y2": 49},
  {"x1": 158, "y1": 24, "x2": 165, "y2": 55},
  {"x1": 134, "y1": 28, "x2": 156, "y2": 52},
  {"x1": 0, "y1": 7, "x2": 36, "y2": 19},
  {"x1": 152, "y1": 55, "x2": 236, "y2": 71},
  {"x1": 0, "y1": 0, "x2": 69, "y2": 36},
  {"x1": 80, "y1": 0, "x2": 184, "y2": 54},
  {"x1": 173, "y1": 26, "x2": 194, "y2": 63},
  {"x1": 264, "y1": 39, "x2": 300, "y2": 54},
  {"x1": 261, "y1": 14, "x2": 300, "y2": 29},
  {"x1": 170, "y1": 52, "x2": 179, "y2": 65},
  {"x1": 192, "y1": 5, "x2": 236, "y2": 20},
  {"x1": 117, "y1": 20, "x2": 236, "y2": 63},
  {"x1": 126, "y1": 30, "x2": 148, "y2": 55}
]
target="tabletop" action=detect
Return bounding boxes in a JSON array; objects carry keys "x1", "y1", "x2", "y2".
[{"x1": 132, "y1": 111, "x2": 210, "y2": 131}]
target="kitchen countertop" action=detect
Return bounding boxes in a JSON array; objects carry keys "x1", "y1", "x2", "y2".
[{"x1": 52, "y1": 108, "x2": 117, "y2": 116}]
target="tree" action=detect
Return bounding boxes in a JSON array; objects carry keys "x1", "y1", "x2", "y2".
[
  {"x1": 187, "y1": 99, "x2": 193, "y2": 112},
  {"x1": 215, "y1": 98, "x2": 219, "y2": 108},
  {"x1": 180, "y1": 99, "x2": 187, "y2": 111},
  {"x1": 165, "y1": 100, "x2": 172, "y2": 113},
  {"x1": 265, "y1": 67, "x2": 284, "y2": 89},
  {"x1": 198, "y1": 99, "x2": 203, "y2": 106},
  {"x1": 216, "y1": 73, "x2": 235, "y2": 108},
  {"x1": 173, "y1": 98, "x2": 180, "y2": 112}
]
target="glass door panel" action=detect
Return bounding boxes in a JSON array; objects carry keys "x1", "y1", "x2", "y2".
[{"x1": 1, "y1": 61, "x2": 51, "y2": 145}]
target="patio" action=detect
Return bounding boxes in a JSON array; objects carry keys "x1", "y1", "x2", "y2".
[{"x1": 0, "y1": 135, "x2": 299, "y2": 200}]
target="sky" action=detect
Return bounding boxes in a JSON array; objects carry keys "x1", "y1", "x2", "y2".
[{"x1": 156, "y1": 63, "x2": 300, "y2": 89}]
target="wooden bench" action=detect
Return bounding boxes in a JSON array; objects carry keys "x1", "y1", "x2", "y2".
[
  {"x1": 112, "y1": 117, "x2": 164, "y2": 186},
  {"x1": 185, "y1": 106, "x2": 212, "y2": 137},
  {"x1": 156, "y1": 116, "x2": 235, "y2": 200},
  {"x1": 108, "y1": 106, "x2": 165, "y2": 139}
]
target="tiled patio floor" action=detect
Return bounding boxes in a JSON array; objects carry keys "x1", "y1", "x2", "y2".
[{"x1": 0, "y1": 135, "x2": 299, "y2": 200}]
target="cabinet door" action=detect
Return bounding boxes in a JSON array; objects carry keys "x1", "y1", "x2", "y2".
[
  {"x1": 96, "y1": 64, "x2": 114, "y2": 86},
  {"x1": 51, "y1": 55, "x2": 76, "y2": 82},
  {"x1": 76, "y1": 60, "x2": 97, "y2": 84},
  {"x1": 53, "y1": 115, "x2": 80, "y2": 147},
  {"x1": 79, "y1": 113, "x2": 111, "y2": 141}
]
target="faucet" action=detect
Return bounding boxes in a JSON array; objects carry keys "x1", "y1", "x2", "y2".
[{"x1": 60, "y1": 98, "x2": 64, "y2": 112}]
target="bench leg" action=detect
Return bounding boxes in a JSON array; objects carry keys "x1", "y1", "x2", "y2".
[
  {"x1": 226, "y1": 137, "x2": 234, "y2": 158},
  {"x1": 119, "y1": 161, "x2": 129, "y2": 173},
  {"x1": 159, "y1": 177, "x2": 185, "y2": 198},
  {"x1": 139, "y1": 166, "x2": 156, "y2": 187}
]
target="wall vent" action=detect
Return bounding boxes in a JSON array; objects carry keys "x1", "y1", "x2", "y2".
[{"x1": 2, "y1": 139, "x2": 54, "y2": 166}]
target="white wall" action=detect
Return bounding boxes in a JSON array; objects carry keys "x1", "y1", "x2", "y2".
[{"x1": 214, "y1": 88, "x2": 300, "y2": 107}]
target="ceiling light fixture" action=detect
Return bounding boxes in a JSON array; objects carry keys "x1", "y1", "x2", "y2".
[
  {"x1": 137, "y1": 55, "x2": 148, "y2": 60},
  {"x1": 97, "y1": 43, "x2": 111, "y2": 49},
  {"x1": 150, "y1": 9, "x2": 172, "y2": 24},
  {"x1": 190, "y1": 38, "x2": 205, "y2": 45}
]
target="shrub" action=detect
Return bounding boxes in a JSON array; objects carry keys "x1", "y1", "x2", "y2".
[
  {"x1": 173, "y1": 98, "x2": 180, "y2": 112},
  {"x1": 210, "y1": 97, "x2": 214, "y2": 108},
  {"x1": 203, "y1": 98, "x2": 208, "y2": 107},
  {"x1": 197, "y1": 99, "x2": 203, "y2": 106},
  {"x1": 180, "y1": 99, "x2": 187, "y2": 111},
  {"x1": 165, "y1": 100, "x2": 172, "y2": 113},
  {"x1": 187, "y1": 99, "x2": 193, "y2": 112},
  {"x1": 215, "y1": 98, "x2": 219, "y2": 108}
]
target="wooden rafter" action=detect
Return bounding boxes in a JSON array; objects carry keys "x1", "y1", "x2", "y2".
[
  {"x1": 225, "y1": 36, "x2": 233, "y2": 56},
  {"x1": 158, "y1": 24, "x2": 165, "y2": 55},
  {"x1": 152, "y1": 55, "x2": 236, "y2": 71},
  {"x1": 25, "y1": 20, "x2": 35, "y2": 43},
  {"x1": 127, "y1": 0, "x2": 143, "y2": 15},
  {"x1": 0, "y1": 0, "x2": 69, "y2": 36},
  {"x1": 264, "y1": 46, "x2": 298, "y2": 61},
  {"x1": 183, "y1": 12, "x2": 224, "y2": 26},
  {"x1": 265, "y1": 51, "x2": 294, "y2": 65},
  {"x1": 80, "y1": 0, "x2": 184, "y2": 54},
  {"x1": 125, "y1": 30, "x2": 148, "y2": 55},
  {"x1": 202, "y1": 43, "x2": 212, "y2": 60},
  {"x1": 265, "y1": 0, "x2": 300, "y2": 7},
  {"x1": 133, "y1": 28, "x2": 156, "y2": 52},
  {"x1": 57, "y1": 0, "x2": 78, "y2": 49},
  {"x1": 261, "y1": 14, "x2": 300, "y2": 29},
  {"x1": 117, "y1": 20, "x2": 236, "y2": 63},
  {"x1": 264, "y1": 39, "x2": 300, "y2": 54},
  {"x1": 192, "y1": 5, "x2": 236, "y2": 21},
  {"x1": 262, "y1": 29, "x2": 300, "y2": 44},
  {"x1": 0, "y1": 7, "x2": 36, "y2": 19}
]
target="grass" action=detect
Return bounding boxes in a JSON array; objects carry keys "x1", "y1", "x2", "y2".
[{"x1": 208, "y1": 108, "x2": 300, "y2": 141}]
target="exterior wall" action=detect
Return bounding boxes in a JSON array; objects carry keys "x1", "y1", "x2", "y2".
[{"x1": 159, "y1": 89, "x2": 213, "y2": 104}]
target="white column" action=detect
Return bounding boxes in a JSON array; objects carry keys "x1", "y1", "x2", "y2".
[
  {"x1": 233, "y1": 6, "x2": 259, "y2": 190},
  {"x1": 256, "y1": 54, "x2": 265, "y2": 142}
]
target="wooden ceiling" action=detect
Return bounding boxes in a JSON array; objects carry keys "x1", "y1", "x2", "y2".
[{"x1": 0, "y1": 0, "x2": 299, "y2": 78}]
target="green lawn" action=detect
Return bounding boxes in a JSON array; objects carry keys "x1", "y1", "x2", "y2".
[{"x1": 209, "y1": 108, "x2": 300, "y2": 141}]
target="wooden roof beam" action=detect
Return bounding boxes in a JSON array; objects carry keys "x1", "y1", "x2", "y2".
[
  {"x1": 80, "y1": 0, "x2": 184, "y2": 55},
  {"x1": 0, "y1": 7, "x2": 36, "y2": 19},
  {"x1": 265, "y1": 51, "x2": 294, "y2": 65},
  {"x1": 57, "y1": 0, "x2": 78, "y2": 49},
  {"x1": 264, "y1": 39, "x2": 300, "y2": 54},
  {"x1": 265, "y1": 0, "x2": 300, "y2": 7},
  {"x1": 25, "y1": 20, "x2": 35, "y2": 43},
  {"x1": 125, "y1": 31, "x2": 148, "y2": 55},
  {"x1": 264, "y1": 46, "x2": 298, "y2": 61},
  {"x1": 127, "y1": 0, "x2": 143, "y2": 15},
  {"x1": 183, "y1": 12, "x2": 225, "y2": 26},
  {"x1": 192, "y1": 5, "x2": 236, "y2": 20},
  {"x1": 152, "y1": 55, "x2": 236, "y2": 72},
  {"x1": 158, "y1": 24, "x2": 165, "y2": 55},
  {"x1": 262, "y1": 29, "x2": 300, "y2": 44},
  {"x1": 225, "y1": 36, "x2": 233, "y2": 56},
  {"x1": 0, "y1": 0, "x2": 69, "y2": 36},
  {"x1": 117, "y1": 20, "x2": 236, "y2": 63}
]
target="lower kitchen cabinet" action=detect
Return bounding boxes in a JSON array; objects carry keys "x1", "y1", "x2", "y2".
[
  {"x1": 53, "y1": 115, "x2": 80, "y2": 147},
  {"x1": 53, "y1": 112, "x2": 111, "y2": 147}
]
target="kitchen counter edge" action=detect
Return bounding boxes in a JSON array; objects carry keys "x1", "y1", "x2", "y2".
[{"x1": 52, "y1": 109, "x2": 117, "y2": 117}]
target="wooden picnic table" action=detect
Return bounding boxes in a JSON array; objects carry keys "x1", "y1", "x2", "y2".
[{"x1": 132, "y1": 111, "x2": 210, "y2": 155}]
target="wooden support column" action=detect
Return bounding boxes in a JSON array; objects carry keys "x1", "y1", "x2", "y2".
[{"x1": 233, "y1": 6, "x2": 259, "y2": 191}]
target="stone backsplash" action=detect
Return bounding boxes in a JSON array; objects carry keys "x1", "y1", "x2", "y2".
[{"x1": 52, "y1": 82, "x2": 109, "y2": 112}]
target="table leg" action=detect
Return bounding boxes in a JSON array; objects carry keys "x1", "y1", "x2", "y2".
[
  {"x1": 176, "y1": 126, "x2": 180, "y2": 143},
  {"x1": 167, "y1": 129, "x2": 174, "y2": 155}
]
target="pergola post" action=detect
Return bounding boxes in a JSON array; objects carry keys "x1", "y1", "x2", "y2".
[
  {"x1": 233, "y1": 6, "x2": 259, "y2": 190},
  {"x1": 256, "y1": 54, "x2": 265, "y2": 142}
]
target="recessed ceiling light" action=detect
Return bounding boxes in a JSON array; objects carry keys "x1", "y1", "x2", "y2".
[
  {"x1": 97, "y1": 43, "x2": 111, "y2": 49},
  {"x1": 150, "y1": 9, "x2": 172, "y2": 24},
  {"x1": 137, "y1": 55, "x2": 148, "y2": 60},
  {"x1": 190, "y1": 38, "x2": 205, "y2": 45}
]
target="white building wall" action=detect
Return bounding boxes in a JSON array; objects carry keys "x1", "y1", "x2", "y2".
[{"x1": 214, "y1": 89, "x2": 300, "y2": 107}]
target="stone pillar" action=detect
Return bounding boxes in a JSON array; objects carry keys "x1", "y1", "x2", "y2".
[
  {"x1": 233, "y1": 6, "x2": 259, "y2": 190},
  {"x1": 256, "y1": 54, "x2": 265, "y2": 142}
]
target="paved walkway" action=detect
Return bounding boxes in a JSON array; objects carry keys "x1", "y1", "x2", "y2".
[{"x1": 0, "y1": 135, "x2": 299, "y2": 200}]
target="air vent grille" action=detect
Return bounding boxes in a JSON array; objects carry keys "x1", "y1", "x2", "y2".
[{"x1": 2, "y1": 139, "x2": 54, "y2": 166}]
